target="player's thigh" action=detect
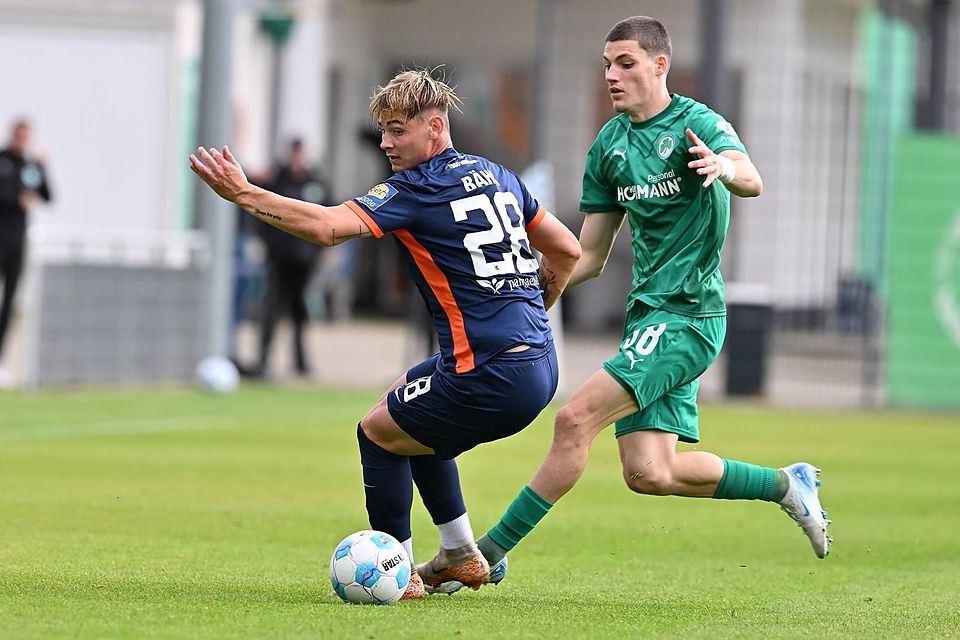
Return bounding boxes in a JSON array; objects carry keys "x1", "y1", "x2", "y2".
[
  {"x1": 615, "y1": 378, "x2": 702, "y2": 443},
  {"x1": 367, "y1": 354, "x2": 439, "y2": 410},
  {"x1": 360, "y1": 355, "x2": 442, "y2": 455},
  {"x1": 605, "y1": 308, "x2": 723, "y2": 442},
  {"x1": 555, "y1": 369, "x2": 641, "y2": 444},
  {"x1": 388, "y1": 343, "x2": 558, "y2": 459},
  {"x1": 603, "y1": 307, "x2": 723, "y2": 407},
  {"x1": 616, "y1": 428, "x2": 680, "y2": 477}
]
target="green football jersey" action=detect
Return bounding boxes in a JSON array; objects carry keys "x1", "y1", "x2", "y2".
[{"x1": 580, "y1": 94, "x2": 748, "y2": 317}]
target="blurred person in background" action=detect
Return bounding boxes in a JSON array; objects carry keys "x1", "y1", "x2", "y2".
[
  {"x1": 190, "y1": 68, "x2": 581, "y2": 599},
  {"x1": 0, "y1": 119, "x2": 52, "y2": 385},
  {"x1": 229, "y1": 205, "x2": 261, "y2": 374},
  {"x1": 251, "y1": 138, "x2": 331, "y2": 378},
  {"x1": 423, "y1": 15, "x2": 830, "y2": 594}
]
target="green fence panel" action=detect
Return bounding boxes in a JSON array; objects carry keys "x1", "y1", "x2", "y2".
[
  {"x1": 886, "y1": 133, "x2": 960, "y2": 408},
  {"x1": 859, "y1": 8, "x2": 916, "y2": 286}
]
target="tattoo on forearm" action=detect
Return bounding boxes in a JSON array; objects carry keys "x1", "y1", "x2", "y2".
[
  {"x1": 331, "y1": 225, "x2": 373, "y2": 245},
  {"x1": 253, "y1": 208, "x2": 282, "y2": 222},
  {"x1": 538, "y1": 266, "x2": 558, "y2": 303}
]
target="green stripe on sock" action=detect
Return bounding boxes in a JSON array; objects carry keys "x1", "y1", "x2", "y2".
[
  {"x1": 485, "y1": 486, "x2": 553, "y2": 553},
  {"x1": 713, "y1": 459, "x2": 778, "y2": 501}
]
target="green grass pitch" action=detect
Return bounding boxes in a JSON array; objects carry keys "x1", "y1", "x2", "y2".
[{"x1": 1, "y1": 386, "x2": 958, "y2": 638}]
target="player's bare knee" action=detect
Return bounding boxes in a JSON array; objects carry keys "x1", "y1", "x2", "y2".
[
  {"x1": 358, "y1": 419, "x2": 381, "y2": 443},
  {"x1": 359, "y1": 419, "x2": 396, "y2": 452},
  {"x1": 623, "y1": 464, "x2": 674, "y2": 495},
  {"x1": 552, "y1": 406, "x2": 592, "y2": 448}
]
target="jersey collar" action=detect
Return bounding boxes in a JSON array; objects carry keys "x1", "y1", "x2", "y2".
[{"x1": 627, "y1": 94, "x2": 680, "y2": 130}]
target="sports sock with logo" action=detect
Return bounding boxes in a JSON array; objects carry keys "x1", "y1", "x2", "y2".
[
  {"x1": 713, "y1": 458, "x2": 787, "y2": 501},
  {"x1": 356, "y1": 424, "x2": 413, "y2": 542},
  {"x1": 478, "y1": 485, "x2": 553, "y2": 564}
]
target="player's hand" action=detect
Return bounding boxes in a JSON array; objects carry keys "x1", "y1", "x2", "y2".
[
  {"x1": 189, "y1": 145, "x2": 250, "y2": 203},
  {"x1": 685, "y1": 128, "x2": 723, "y2": 188},
  {"x1": 18, "y1": 191, "x2": 38, "y2": 211}
]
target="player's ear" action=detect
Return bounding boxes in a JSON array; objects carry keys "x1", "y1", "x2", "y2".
[
  {"x1": 655, "y1": 54, "x2": 669, "y2": 77},
  {"x1": 428, "y1": 113, "x2": 446, "y2": 140}
]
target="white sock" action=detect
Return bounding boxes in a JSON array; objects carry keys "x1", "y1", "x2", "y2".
[
  {"x1": 401, "y1": 537, "x2": 414, "y2": 566},
  {"x1": 437, "y1": 513, "x2": 474, "y2": 549}
]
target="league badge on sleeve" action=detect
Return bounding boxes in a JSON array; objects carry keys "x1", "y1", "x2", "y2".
[
  {"x1": 716, "y1": 120, "x2": 736, "y2": 135},
  {"x1": 715, "y1": 119, "x2": 742, "y2": 146},
  {"x1": 357, "y1": 183, "x2": 398, "y2": 211}
]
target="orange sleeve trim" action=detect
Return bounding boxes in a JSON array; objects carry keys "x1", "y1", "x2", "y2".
[
  {"x1": 525, "y1": 206, "x2": 547, "y2": 231},
  {"x1": 395, "y1": 229, "x2": 475, "y2": 374},
  {"x1": 343, "y1": 200, "x2": 384, "y2": 238}
]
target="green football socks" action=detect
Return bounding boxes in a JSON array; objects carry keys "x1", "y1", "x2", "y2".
[
  {"x1": 478, "y1": 465, "x2": 786, "y2": 564},
  {"x1": 713, "y1": 459, "x2": 787, "y2": 502},
  {"x1": 478, "y1": 485, "x2": 553, "y2": 564},
  {"x1": 476, "y1": 535, "x2": 508, "y2": 565}
]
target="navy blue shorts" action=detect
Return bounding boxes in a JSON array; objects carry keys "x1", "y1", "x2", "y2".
[{"x1": 387, "y1": 342, "x2": 559, "y2": 459}]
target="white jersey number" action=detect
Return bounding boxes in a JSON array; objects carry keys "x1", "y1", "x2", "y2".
[
  {"x1": 398, "y1": 376, "x2": 432, "y2": 403},
  {"x1": 620, "y1": 323, "x2": 667, "y2": 369},
  {"x1": 622, "y1": 323, "x2": 667, "y2": 356},
  {"x1": 450, "y1": 192, "x2": 539, "y2": 277}
]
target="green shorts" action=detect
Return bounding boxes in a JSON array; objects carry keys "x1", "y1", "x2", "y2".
[{"x1": 603, "y1": 306, "x2": 725, "y2": 443}]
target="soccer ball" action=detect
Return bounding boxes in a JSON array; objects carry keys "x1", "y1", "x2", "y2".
[
  {"x1": 329, "y1": 530, "x2": 410, "y2": 605},
  {"x1": 194, "y1": 356, "x2": 239, "y2": 394}
]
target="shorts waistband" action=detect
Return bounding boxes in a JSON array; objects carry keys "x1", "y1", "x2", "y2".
[{"x1": 489, "y1": 341, "x2": 554, "y2": 363}]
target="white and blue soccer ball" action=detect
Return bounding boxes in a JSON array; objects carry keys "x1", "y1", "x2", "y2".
[
  {"x1": 330, "y1": 530, "x2": 410, "y2": 605},
  {"x1": 194, "y1": 356, "x2": 240, "y2": 394}
]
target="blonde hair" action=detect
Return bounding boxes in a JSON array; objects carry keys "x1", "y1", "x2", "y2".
[{"x1": 369, "y1": 68, "x2": 463, "y2": 123}]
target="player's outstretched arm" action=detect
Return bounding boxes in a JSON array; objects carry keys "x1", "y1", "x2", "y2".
[
  {"x1": 566, "y1": 211, "x2": 625, "y2": 289},
  {"x1": 527, "y1": 211, "x2": 581, "y2": 310},
  {"x1": 685, "y1": 128, "x2": 763, "y2": 198},
  {"x1": 189, "y1": 145, "x2": 371, "y2": 247}
]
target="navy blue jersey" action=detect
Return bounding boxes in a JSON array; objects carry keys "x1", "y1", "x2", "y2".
[{"x1": 346, "y1": 148, "x2": 551, "y2": 374}]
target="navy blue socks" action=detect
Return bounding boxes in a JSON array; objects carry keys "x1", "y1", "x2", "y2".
[
  {"x1": 410, "y1": 455, "x2": 467, "y2": 525},
  {"x1": 357, "y1": 425, "x2": 413, "y2": 542}
]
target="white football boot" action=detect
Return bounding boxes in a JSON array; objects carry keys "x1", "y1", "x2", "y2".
[{"x1": 779, "y1": 462, "x2": 832, "y2": 558}]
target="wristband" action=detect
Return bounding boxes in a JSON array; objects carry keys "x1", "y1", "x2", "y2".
[{"x1": 717, "y1": 155, "x2": 736, "y2": 184}]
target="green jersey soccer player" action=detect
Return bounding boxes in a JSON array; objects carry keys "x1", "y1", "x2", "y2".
[
  {"x1": 416, "y1": 15, "x2": 831, "y2": 594},
  {"x1": 583, "y1": 92, "x2": 742, "y2": 445}
]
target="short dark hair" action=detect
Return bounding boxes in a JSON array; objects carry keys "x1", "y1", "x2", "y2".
[{"x1": 606, "y1": 16, "x2": 672, "y2": 60}]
